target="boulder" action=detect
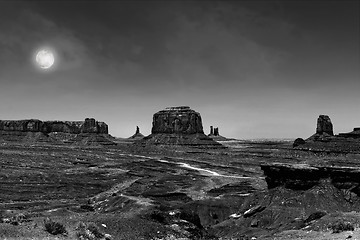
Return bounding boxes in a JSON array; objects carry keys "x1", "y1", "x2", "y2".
[{"x1": 293, "y1": 138, "x2": 306, "y2": 147}]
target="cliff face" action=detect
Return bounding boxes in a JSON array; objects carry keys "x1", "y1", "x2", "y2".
[
  {"x1": 261, "y1": 163, "x2": 360, "y2": 195},
  {"x1": 0, "y1": 118, "x2": 114, "y2": 146},
  {"x1": 294, "y1": 115, "x2": 360, "y2": 152},
  {"x1": 152, "y1": 106, "x2": 204, "y2": 134},
  {"x1": 338, "y1": 128, "x2": 360, "y2": 139},
  {"x1": 0, "y1": 118, "x2": 108, "y2": 134},
  {"x1": 316, "y1": 115, "x2": 334, "y2": 136},
  {"x1": 141, "y1": 106, "x2": 224, "y2": 148}
]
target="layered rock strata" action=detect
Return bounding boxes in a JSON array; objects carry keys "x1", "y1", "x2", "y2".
[
  {"x1": 316, "y1": 115, "x2": 334, "y2": 136},
  {"x1": 152, "y1": 106, "x2": 204, "y2": 134},
  {"x1": 0, "y1": 118, "x2": 108, "y2": 134},
  {"x1": 261, "y1": 163, "x2": 360, "y2": 195},
  {"x1": 0, "y1": 118, "x2": 115, "y2": 146},
  {"x1": 141, "y1": 106, "x2": 224, "y2": 148},
  {"x1": 338, "y1": 128, "x2": 360, "y2": 139},
  {"x1": 294, "y1": 115, "x2": 360, "y2": 152}
]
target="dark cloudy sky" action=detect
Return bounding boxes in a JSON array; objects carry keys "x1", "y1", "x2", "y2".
[{"x1": 0, "y1": 0, "x2": 359, "y2": 139}]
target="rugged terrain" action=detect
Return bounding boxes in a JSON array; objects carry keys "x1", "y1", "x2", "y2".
[
  {"x1": 1, "y1": 112, "x2": 360, "y2": 239},
  {"x1": 1, "y1": 138, "x2": 360, "y2": 239}
]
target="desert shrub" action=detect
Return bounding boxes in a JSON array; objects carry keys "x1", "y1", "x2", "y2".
[
  {"x1": 330, "y1": 221, "x2": 355, "y2": 233},
  {"x1": 87, "y1": 222, "x2": 104, "y2": 238},
  {"x1": 44, "y1": 218, "x2": 67, "y2": 235},
  {"x1": 146, "y1": 210, "x2": 167, "y2": 224},
  {"x1": 76, "y1": 222, "x2": 106, "y2": 240}
]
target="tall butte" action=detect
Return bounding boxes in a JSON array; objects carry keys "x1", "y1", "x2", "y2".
[{"x1": 141, "y1": 106, "x2": 224, "y2": 148}]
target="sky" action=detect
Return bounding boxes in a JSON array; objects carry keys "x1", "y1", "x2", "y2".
[{"x1": 0, "y1": 0, "x2": 359, "y2": 139}]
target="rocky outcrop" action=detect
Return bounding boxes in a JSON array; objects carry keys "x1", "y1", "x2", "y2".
[
  {"x1": 128, "y1": 126, "x2": 145, "y2": 140},
  {"x1": 208, "y1": 126, "x2": 219, "y2": 136},
  {"x1": 214, "y1": 128, "x2": 219, "y2": 136},
  {"x1": 140, "y1": 106, "x2": 224, "y2": 148},
  {"x1": 208, "y1": 126, "x2": 232, "y2": 141},
  {"x1": 261, "y1": 163, "x2": 360, "y2": 195},
  {"x1": 294, "y1": 115, "x2": 360, "y2": 152},
  {"x1": 305, "y1": 115, "x2": 334, "y2": 141},
  {"x1": 293, "y1": 138, "x2": 306, "y2": 147},
  {"x1": 316, "y1": 115, "x2": 334, "y2": 136}
]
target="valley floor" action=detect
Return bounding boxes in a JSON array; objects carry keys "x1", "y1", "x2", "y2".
[{"x1": 0, "y1": 139, "x2": 360, "y2": 239}]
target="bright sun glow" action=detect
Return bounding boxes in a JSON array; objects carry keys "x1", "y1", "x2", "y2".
[{"x1": 35, "y1": 49, "x2": 55, "y2": 69}]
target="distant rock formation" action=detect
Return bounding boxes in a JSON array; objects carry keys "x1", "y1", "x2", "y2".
[
  {"x1": 214, "y1": 127, "x2": 219, "y2": 136},
  {"x1": 208, "y1": 126, "x2": 232, "y2": 141},
  {"x1": 300, "y1": 115, "x2": 334, "y2": 142},
  {"x1": 338, "y1": 128, "x2": 360, "y2": 139},
  {"x1": 0, "y1": 118, "x2": 108, "y2": 134},
  {"x1": 208, "y1": 126, "x2": 220, "y2": 136},
  {"x1": 140, "y1": 106, "x2": 224, "y2": 148},
  {"x1": 0, "y1": 118, "x2": 115, "y2": 146},
  {"x1": 316, "y1": 115, "x2": 334, "y2": 136},
  {"x1": 293, "y1": 115, "x2": 360, "y2": 152},
  {"x1": 152, "y1": 106, "x2": 204, "y2": 134},
  {"x1": 210, "y1": 126, "x2": 214, "y2": 135},
  {"x1": 128, "y1": 126, "x2": 145, "y2": 140}
]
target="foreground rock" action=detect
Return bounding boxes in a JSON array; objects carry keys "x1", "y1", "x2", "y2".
[
  {"x1": 139, "y1": 106, "x2": 224, "y2": 148},
  {"x1": 261, "y1": 162, "x2": 360, "y2": 194},
  {"x1": 0, "y1": 118, "x2": 115, "y2": 146}
]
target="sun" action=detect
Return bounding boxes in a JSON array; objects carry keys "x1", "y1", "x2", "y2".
[{"x1": 35, "y1": 48, "x2": 55, "y2": 69}]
